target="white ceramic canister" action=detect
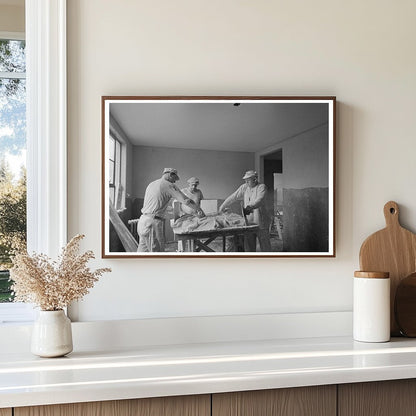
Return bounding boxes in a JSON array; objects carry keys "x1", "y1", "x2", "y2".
[{"x1": 353, "y1": 271, "x2": 390, "y2": 342}]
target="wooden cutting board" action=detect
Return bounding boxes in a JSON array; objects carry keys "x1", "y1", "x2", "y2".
[
  {"x1": 395, "y1": 272, "x2": 416, "y2": 337},
  {"x1": 359, "y1": 201, "x2": 416, "y2": 335}
]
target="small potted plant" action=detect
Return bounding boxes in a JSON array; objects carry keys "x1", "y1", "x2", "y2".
[{"x1": 10, "y1": 234, "x2": 111, "y2": 357}]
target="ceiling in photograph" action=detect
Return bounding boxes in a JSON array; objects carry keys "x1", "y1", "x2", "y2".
[{"x1": 110, "y1": 101, "x2": 329, "y2": 153}]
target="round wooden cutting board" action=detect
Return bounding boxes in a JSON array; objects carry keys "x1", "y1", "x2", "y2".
[
  {"x1": 359, "y1": 201, "x2": 416, "y2": 336},
  {"x1": 395, "y1": 273, "x2": 416, "y2": 337}
]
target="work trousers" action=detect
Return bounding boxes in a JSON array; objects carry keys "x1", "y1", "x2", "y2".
[
  {"x1": 137, "y1": 215, "x2": 165, "y2": 252},
  {"x1": 245, "y1": 228, "x2": 272, "y2": 252}
]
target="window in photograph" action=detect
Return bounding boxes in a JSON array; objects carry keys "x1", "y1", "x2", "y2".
[{"x1": 109, "y1": 134, "x2": 123, "y2": 209}]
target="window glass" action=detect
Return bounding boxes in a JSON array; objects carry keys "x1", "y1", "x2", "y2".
[
  {"x1": 109, "y1": 160, "x2": 115, "y2": 186},
  {"x1": 0, "y1": 39, "x2": 26, "y2": 73},
  {"x1": 0, "y1": 39, "x2": 27, "y2": 303},
  {"x1": 109, "y1": 134, "x2": 124, "y2": 208},
  {"x1": 109, "y1": 136, "x2": 116, "y2": 203},
  {"x1": 109, "y1": 135, "x2": 115, "y2": 160},
  {"x1": 115, "y1": 139, "x2": 121, "y2": 187}
]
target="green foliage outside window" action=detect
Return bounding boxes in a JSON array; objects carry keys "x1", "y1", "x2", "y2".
[
  {"x1": 0, "y1": 38, "x2": 27, "y2": 302},
  {"x1": 0, "y1": 162, "x2": 26, "y2": 302}
]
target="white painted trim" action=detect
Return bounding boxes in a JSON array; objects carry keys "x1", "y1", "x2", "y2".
[
  {"x1": 0, "y1": 31, "x2": 25, "y2": 40},
  {"x1": 0, "y1": 311, "x2": 352, "y2": 353},
  {"x1": 0, "y1": 0, "x2": 67, "y2": 325},
  {"x1": 0, "y1": 303, "x2": 36, "y2": 324},
  {"x1": 0, "y1": 71, "x2": 25, "y2": 79},
  {"x1": 26, "y1": 0, "x2": 67, "y2": 257}
]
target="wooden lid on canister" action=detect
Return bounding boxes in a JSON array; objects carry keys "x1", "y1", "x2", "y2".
[{"x1": 354, "y1": 271, "x2": 390, "y2": 279}]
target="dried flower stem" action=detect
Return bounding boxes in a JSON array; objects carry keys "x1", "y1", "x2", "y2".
[{"x1": 10, "y1": 234, "x2": 111, "y2": 310}]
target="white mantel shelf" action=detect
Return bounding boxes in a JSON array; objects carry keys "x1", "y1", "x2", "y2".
[{"x1": 2, "y1": 336, "x2": 416, "y2": 408}]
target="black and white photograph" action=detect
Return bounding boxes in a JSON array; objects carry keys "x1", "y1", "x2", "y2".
[{"x1": 102, "y1": 97, "x2": 335, "y2": 257}]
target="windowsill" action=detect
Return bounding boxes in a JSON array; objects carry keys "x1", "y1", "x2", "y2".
[
  {"x1": 0, "y1": 303, "x2": 36, "y2": 325},
  {"x1": 2, "y1": 335, "x2": 416, "y2": 408}
]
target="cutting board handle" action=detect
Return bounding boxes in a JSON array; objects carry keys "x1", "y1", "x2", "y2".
[{"x1": 384, "y1": 201, "x2": 400, "y2": 228}]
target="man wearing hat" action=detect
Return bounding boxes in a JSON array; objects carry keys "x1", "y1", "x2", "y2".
[
  {"x1": 219, "y1": 170, "x2": 272, "y2": 252},
  {"x1": 137, "y1": 168, "x2": 203, "y2": 252},
  {"x1": 180, "y1": 177, "x2": 205, "y2": 215}
]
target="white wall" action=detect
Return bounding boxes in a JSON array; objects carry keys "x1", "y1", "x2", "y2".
[
  {"x1": 67, "y1": 0, "x2": 416, "y2": 321},
  {"x1": 0, "y1": 4, "x2": 24, "y2": 33},
  {"x1": 132, "y1": 146, "x2": 254, "y2": 200}
]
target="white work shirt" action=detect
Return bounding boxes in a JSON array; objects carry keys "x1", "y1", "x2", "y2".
[
  {"x1": 180, "y1": 187, "x2": 204, "y2": 215},
  {"x1": 223, "y1": 183, "x2": 270, "y2": 229},
  {"x1": 141, "y1": 178, "x2": 191, "y2": 218},
  {"x1": 181, "y1": 188, "x2": 204, "y2": 205}
]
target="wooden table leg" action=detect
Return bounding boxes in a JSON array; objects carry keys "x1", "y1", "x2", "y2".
[
  {"x1": 186, "y1": 239, "x2": 195, "y2": 252},
  {"x1": 177, "y1": 241, "x2": 184, "y2": 252},
  {"x1": 195, "y1": 240, "x2": 215, "y2": 252}
]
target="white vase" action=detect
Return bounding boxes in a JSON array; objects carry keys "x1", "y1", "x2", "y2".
[{"x1": 31, "y1": 310, "x2": 73, "y2": 357}]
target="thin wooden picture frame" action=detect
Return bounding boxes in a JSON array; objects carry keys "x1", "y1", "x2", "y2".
[{"x1": 102, "y1": 96, "x2": 336, "y2": 258}]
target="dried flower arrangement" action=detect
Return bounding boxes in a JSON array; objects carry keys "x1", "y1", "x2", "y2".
[{"x1": 10, "y1": 234, "x2": 111, "y2": 311}]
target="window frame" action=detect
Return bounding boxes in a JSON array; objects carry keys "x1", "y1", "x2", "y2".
[
  {"x1": 0, "y1": 32, "x2": 27, "y2": 310},
  {"x1": 0, "y1": 31, "x2": 24, "y2": 41},
  {"x1": 109, "y1": 117, "x2": 128, "y2": 211},
  {"x1": 0, "y1": 31, "x2": 26, "y2": 80},
  {"x1": 109, "y1": 135, "x2": 116, "y2": 204},
  {"x1": 108, "y1": 134, "x2": 124, "y2": 209},
  {"x1": 26, "y1": 0, "x2": 67, "y2": 257},
  {"x1": 0, "y1": 0, "x2": 67, "y2": 323}
]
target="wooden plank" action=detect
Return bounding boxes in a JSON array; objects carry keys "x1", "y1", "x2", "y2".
[
  {"x1": 339, "y1": 380, "x2": 416, "y2": 416},
  {"x1": 0, "y1": 409, "x2": 12, "y2": 416},
  {"x1": 212, "y1": 386, "x2": 336, "y2": 416},
  {"x1": 109, "y1": 203, "x2": 138, "y2": 252},
  {"x1": 15, "y1": 395, "x2": 210, "y2": 416}
]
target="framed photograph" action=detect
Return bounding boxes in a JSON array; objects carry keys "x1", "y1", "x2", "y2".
[{"x1": 102, "y1": 96, "x2": 335, "y2": 258}]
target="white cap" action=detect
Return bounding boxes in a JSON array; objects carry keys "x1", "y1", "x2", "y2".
[
  {"x1": 242, "y1": 170, "x2": 257, "y2": 179},
  {"x1": 187, "y1": 177, "x2": 199, "y2": 184},
  {"x1": 163, "y1": 168, "x2": 179, "y2": 178}
]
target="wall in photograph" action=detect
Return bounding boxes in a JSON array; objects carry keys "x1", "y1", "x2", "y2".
[
  {"x1": 131, "y1": 145, "x2": 254, "y2": 201},
  {"x1": 282, "y1": 124, "x2": 328, "y2": 189},
  {"x1": 282, "y1": 124, "x2": 329, "y2": 252},
  {"x1": 254, "y1": 123, "x2": 329, "y2": 252}
]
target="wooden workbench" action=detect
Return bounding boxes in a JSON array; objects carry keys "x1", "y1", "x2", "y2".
[{"x1": 174, "y1": 225, "x2": 259, "y2": 252}]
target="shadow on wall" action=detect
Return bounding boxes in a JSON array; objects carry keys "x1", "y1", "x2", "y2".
[{"x1": 283, "y1": 187, "x2": 328, "y2": 252}]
